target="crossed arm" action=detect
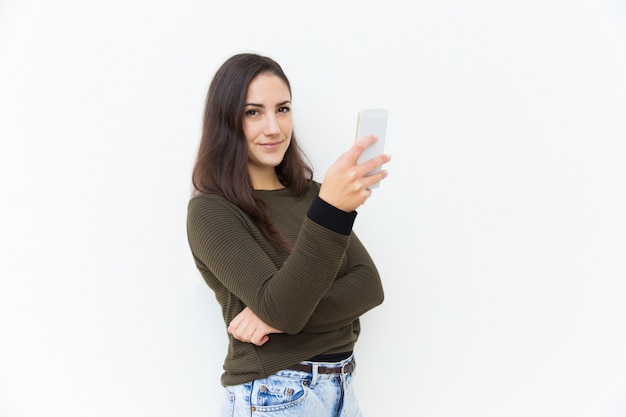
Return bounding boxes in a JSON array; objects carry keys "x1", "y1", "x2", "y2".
[{"x1": 228, "y1": 232, "x2": 384, "y2": 346}]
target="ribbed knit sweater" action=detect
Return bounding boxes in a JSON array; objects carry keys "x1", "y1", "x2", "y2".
[{"x1": 186, "y1": 182, "x2": 384, "y2": 386}]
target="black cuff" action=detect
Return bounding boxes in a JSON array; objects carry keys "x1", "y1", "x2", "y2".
[{"x1": 307, "y1": 196, "x2": 357, "y2": 236}]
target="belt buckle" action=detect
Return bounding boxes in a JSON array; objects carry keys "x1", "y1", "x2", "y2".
[{"x1": 341, "y1": 359, "x2": 352, "y2": 375}]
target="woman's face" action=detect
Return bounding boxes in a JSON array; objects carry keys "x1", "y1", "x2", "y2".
[{"x1": 243, "y1": 73, "x2": 293, "y2": 185}]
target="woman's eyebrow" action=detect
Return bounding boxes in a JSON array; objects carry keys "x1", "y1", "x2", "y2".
[{"x1": 245, "y1": 100, "x2": 292, "y2": 108}]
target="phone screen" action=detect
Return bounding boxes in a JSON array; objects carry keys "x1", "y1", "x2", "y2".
[{"x1": 356, "y1": 109, "x2": 388, "y2": 183}]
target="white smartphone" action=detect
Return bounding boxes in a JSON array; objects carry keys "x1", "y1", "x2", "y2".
[{"x1": 355, "y1": 108, "x2": 388, "y2": 187}]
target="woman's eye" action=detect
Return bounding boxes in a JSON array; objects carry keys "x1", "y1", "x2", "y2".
[
  {"x1": 278, "y1": 106, "x2": 291, "y2": 113},
  {"x1": 245, "y1": 109, "x2": 260, "y2": 116}
]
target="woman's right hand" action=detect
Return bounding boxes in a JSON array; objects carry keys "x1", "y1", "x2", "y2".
[
  {"x1": 319, "y1": 134, "x2": 391, "y2": 212},
  {"x1": 228, "y1": 306, "x2": 283, "y2": 346}
]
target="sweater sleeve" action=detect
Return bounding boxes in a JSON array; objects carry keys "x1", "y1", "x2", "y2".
[
  {"x1": 187, "y1": 194, "x2": 355, "y2": 335},
  {"x1": 299, "y1": 232, "x2": 384, "y2": 333}
]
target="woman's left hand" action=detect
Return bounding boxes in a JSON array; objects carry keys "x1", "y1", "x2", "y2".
[{"x1": 227, "y1": 306, "x2": 283, "y2": 346}]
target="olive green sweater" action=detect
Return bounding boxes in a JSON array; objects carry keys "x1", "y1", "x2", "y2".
[{"x1": 186, "y1": 182, "x2": 384, "y2": 386}]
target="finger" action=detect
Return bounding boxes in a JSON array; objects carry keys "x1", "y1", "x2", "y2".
[
  {"x1": 357, "y1": 153, "x2": 391, "y2": 177},
  {"x1": 345, "y1": 134, "x2": 379, "y2": 163},
  {"x1": 363, "y1": 169, "x2": 389, "y2": 189},
  {"x1": 228, "y1": 314, "x2": 242, "y2": 331},
  {"x1": 241, "y1": 324, "x2": 256, "y2": 343},
  {"x1": 227, "y1": 323, "x2": 240, "y2": 339},
  {"x1": 228, "y1": 313, "x2": 245, "y2": 331},
  {"x1": 251, "y1": 331, "x2": 269, "y2": 346},
  {"x1": 229, "y1": 318, "x2": 251, "y2": 341}
]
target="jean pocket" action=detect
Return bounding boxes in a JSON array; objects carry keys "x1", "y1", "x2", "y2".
[
  {"x1": 220, "y1": 387, "x2": 235, "y2": 417},
  {"x1": 253, "y1": 378, "x2": 308, "y2": 410}
]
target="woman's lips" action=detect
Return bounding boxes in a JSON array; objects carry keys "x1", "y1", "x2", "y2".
[{"x1": 260, "y1": 141, "x2": 282, "y2": 150}]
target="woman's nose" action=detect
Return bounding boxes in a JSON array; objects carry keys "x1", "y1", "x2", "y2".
[{"x1": 263, "y1": 114, "x2": 280, "y2": 136}]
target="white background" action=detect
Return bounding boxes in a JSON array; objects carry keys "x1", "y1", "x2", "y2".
[{"x1": 1, "y1": 1, "x2": 626, "y2": 416}]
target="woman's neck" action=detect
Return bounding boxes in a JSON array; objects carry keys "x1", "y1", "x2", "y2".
[{"x1": 250, "y1": 171, "x2": 284, "y2": 191}]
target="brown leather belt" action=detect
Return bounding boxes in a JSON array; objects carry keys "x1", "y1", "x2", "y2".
[{"x1": 287, "y1": 358, "x2": 355, "y2": 375}]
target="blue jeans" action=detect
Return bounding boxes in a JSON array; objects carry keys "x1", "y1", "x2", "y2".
[{"x1": 220, "y1": 354, "x2": 363, "y2": 417}]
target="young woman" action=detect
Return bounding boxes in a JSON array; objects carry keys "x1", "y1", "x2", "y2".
[{"x1": 187, "y1": 53, "x2": 390, "y2": 417}]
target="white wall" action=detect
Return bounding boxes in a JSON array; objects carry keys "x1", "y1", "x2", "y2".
[{"x1": 1, "y1": 1, "x2": 625, "y2": 416}]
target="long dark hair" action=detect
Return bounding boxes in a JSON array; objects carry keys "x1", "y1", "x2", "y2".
[{"x1": 192, "y1": 53, "x2": 313, "y2": 252}]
